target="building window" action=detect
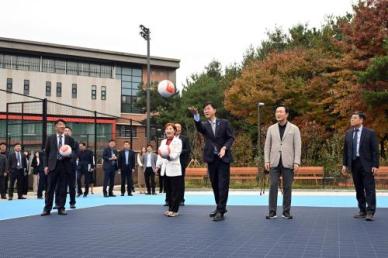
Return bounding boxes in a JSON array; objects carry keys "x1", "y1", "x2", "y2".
[
  {"x1": 101, "y1": 86, "x2": 106, "y2": 100},
  {"x1": 46, "y1": 81, "x2": 51, "y2": 96},
  {"x1": 91, "y1": 85, "x2": 96, "y2": 100},
  {"x1": 117, "y1": 66, "x2": 142, "y2": 113},
  {"x1": 6, "y1": 78, "x2": 12, "y2": 92},
  {"x1": 24, "y1": 80, "x2": 30, "y2": 95},
  {"x1": 117, "y1": 125, "x2": 137, "y2": 138},
  {"x1": 72, "y1": 84, "x2": 77, "y2": 99},
  {"x1": 56, "y1": 82, "x2": 62, "y2": 97}
]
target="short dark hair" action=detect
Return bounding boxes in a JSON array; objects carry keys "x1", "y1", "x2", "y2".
[
  {"x1": 352, "y1": 111, "x2": 366, "y2": 121},
  {"x1": 275, "y1": 105, "x2": 289, "y2": 114},
  {"x1": 146, "y1": 143, "x2": 153, "y2": 148},
  {"x1": 79, "y1": 142, "x2": 86, "y2": 146},
  {"x1": 14, "y1": 143, "x2": 21, "y2": 147},
  {"x1": 0, "y1": 142, "x2": 6, "y2": 146},
  {"x1": 109, "y1": 139, "x2": 115, "y2": 143},
  {"x1": 65, "y1": 126, "x2": 72, "y2": 131},
  {"x1": 123, "y1": 141, "x2": 130, "y2": 144},
  {"x1": 54, "y1": 119, "x2": 66, "y2": 125},
  {"x1": 203, "y1": 101, "x2": 217, "y2": 109}
]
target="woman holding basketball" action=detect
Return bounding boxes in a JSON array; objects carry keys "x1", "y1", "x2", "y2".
[{"x1": 156, "y1": 123, "x2": 183, "y2": 217}]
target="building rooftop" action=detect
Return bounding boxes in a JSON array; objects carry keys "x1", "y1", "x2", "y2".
[{"x1": 0, "y1": 37, "x2": 180, "y2": 69}]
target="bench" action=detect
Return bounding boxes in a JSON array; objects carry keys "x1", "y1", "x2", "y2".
[
  {"x1": 375, "y1": 166, "x2": 388, "y2": 186},
  {"x1": 294, "y1": 166, "x2": 325, "y2": 185}
]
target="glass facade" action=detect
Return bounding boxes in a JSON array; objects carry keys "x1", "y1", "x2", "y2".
[
  {"x1": 56, "y1": 82, "x2": 62, "y2": 97},
  {"x1": 0, "y1": 53, "x2": 113, "y2": 78},
  {"x1": 72, "y1": 84, "x2": 77, "y2": 99},
  {"x1": 116, "y1": 67, "x2": 142, "y2": 113},
  {"x1": 91, "y1": 85, "x2": 97, "y2": 100},
  {"x1": 23, "y1": 80, "x2": 30, "y2": 95},
  {"x1": 45, "y1": 81, "x2": 51, "y2": 96},
  {"x1": 117, "y1": 124, "x2": 137, "y2": 138},
  {"x1": 6, "y1": 78, "x2": 12, "y2": 91}
]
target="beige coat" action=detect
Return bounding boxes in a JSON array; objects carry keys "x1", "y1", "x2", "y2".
[{"x1": 264, "y1": 122, "x2": 301, "y2": 169}]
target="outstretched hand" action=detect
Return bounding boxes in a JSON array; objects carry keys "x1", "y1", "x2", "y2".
[{"x1": 188, "y1": 106, "x2": 198, "y2": 116}]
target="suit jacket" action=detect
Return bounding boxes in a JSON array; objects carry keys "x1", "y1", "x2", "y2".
[
  {"x1": 118, "y1": 149, "x2": 136, "y2": 171},
  {"x1": 77, "y1": 149, "x2": 95, "y2": 171},
  {"x1": 141, "y1": 152, "x2": 157, "y2": 172},
  {"x1": 102, "y1": 147, "x2": 118, "y2": 171},
  {"x1": 194, "y1": 118, "x2": 234, "y2": 163},
  {"x1": 264, "y1": 122, "x2": 302, "y2": 169},
  {"x1": 8, "y1": 151, "x2": 28, "y2": 171},
  {"x1": 44, "y1": 134, "x2": 77, "y2": 172},
  {"x1": 0, "y1": 154, "x2": 7, "y2": 174},
  {"x1": 177, "y1": 134, "x2": 191, "y2": 168},
  {"x1": 343, "y1": 127, "x2": 379, "y2": 173},
  {"x1": 156, "y1": 137, "x2": 182, "y2": 177}
]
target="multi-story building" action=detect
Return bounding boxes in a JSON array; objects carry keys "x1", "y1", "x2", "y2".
[{"x1": 0, "y1": 37, "x2": 179, "y2": 158}]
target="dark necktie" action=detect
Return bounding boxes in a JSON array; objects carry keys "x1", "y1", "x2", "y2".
[
  {"x1": 352, "y1": 129, "x2": 359, "y2": 160},
  {"x1": 57, "y1": 135, "x2": 63, "y2": 160}
]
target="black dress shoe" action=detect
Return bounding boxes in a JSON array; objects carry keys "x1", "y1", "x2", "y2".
[
  {"x1": 8, "y1": 198, "x2": 13, "y2": 201},
  {"x1": 18, "y1": 197, "x2": 26, "y2": 200},
  {"x1": 353, "y1": 212, "x2": 367, "y2": 219},
  {"x1": 109, "y1": 194, "x2": 116, "y2": 197},
  {"x1": 128, "y1": 193, "x2": 133, "y2": 196},
  {"x1": 365, "y1": 213, "x2": 374, "y2": 221},
  {"x1": 41, "y1": 210, "x2": 50, "y2": 216},
  {"x1": 37, "y1": 196, "x2": 43, "y2": 199},
  {"x1": 83, "y1": 194, "x2": 88, "y2": 198},
  {"x1": 266, "y1": 212, "x2": 277, "y2": 219},
  {"x1": 70, "y1": 204, "x2": 76, "y2": 209},
  {"x1": 121, "y1": 193, "x2": 125, "y2": 196},
  {"x1": 58, "y1": 209, "x2": 67, "y2": 215},
  {"x1": 282, "y1": 212, "x2": 293, "y2": 219},
  {"x1": 103, "y1": 193, "x2": 108, "y2": 197},
  {"x1": 209, "y1": 210, "x2": 217, "y2": 217},
  {"x1": 213, "y1": 212, "x2": 224, "y2": 222}
]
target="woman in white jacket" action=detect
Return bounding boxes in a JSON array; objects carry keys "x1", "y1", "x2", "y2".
[{"x1": 156, "y1": 123, "x2": 182, "y2": 217}]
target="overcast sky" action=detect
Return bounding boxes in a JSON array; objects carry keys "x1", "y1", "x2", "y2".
[{"x1": 1, "y1": 0, "x2": 355, "y2": 89}]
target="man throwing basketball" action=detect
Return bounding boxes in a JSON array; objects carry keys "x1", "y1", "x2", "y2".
[{"x1": 189, "y1": 102, "x2": 234, "y2": 221}]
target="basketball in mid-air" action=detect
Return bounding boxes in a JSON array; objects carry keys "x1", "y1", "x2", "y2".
[
  {"x1": 59, "y1": 144, "x2": 72, "y2": 157},
  {"x1": 157, "y1": 80, "x2": 177, "y2": 98}
]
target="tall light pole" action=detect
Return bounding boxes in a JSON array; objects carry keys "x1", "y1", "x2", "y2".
[
  {"x1": 140, "y1": 24, "x2": 151, "y2": 143},
  {"x1": 257, "y1": 102, "x2": 265, "y2": 174}
]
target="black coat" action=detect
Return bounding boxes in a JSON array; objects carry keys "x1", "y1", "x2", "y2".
[
  {"x1": 195, "y1": 118, "x2": 234, "y2": 164},
  {"x1": 44, "y1": 134, "x2": 77, "y2": 172},
  {"x1": 343, "y1": 127, "x2": 379, "y2": 173},
  {"x1": 31, "y1": 153, "x2": 45, "y2": 174},
  {"x1": 118, "y1": 149, "x2": 136, "y2": 171},
  {"x1": 177, "y1": 135, "x2": 191, "y2": 168},
  {"x1": 8, "y1": 151, "x2": 27, "y2": 171},
  {"x1": 102, "y1": 147, "x2": 118, "y2": 171}
]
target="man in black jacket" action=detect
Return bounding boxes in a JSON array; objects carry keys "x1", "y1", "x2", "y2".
[
  {"x1": 8, "y1": 143, "x2": 27, "y2": 200},
  {"x1": 175, "y1": 123, "x2": 191, "y2": 206},
  {"x1": 102, "y1": 140, "x2": 119, "y2": 197},
  {"x1": 118, "y1": 141, "x2": 136, "y2": 196},
  {"x1": 0, "y1": 142, "x2": 9, "y2": 199},
  {"x1": 189, "y1": 102, "x2": 234, "y2": 221},
  {"x1": 41, "y1": 119, "x2": 76, "y2": 216},
  {"x1": 342, "y1": 111, "x2": 379, "y2": 221},
  {"x1": 77, "y1": 143, "x2": 95, "y2": 197}
]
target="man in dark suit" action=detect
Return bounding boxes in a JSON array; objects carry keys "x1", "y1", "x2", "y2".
[
  {"x1": 189, "y1": 102, "x2": 234, "y2": 221},
  {"x1": 0, "y1": 142, "x2": 9, "y2": 199},
  {"x1": 102, "y1": 139, "x2": 118, "y2": 197},
  {"x1": 41, "y1": 119, "x2": 76, "y2": 216},
  {"x1": 342, "y1": 111, "x2": 379, "y2": 221},
  {"x1": 118, "y1": 141, "x2": 136, "y2": 196},
  {"x1": 76, "y1": 143, "x2": 95, "y2": 197},
  {"x1": 8, "y1": 143, "x2": 27, "y2": 200},
  {"x1": 175, "y1": 123, "x2": 191, "y2": 206},
  {"x1": 0, "y1": 151, "x2": 8, "y2": 199}
]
